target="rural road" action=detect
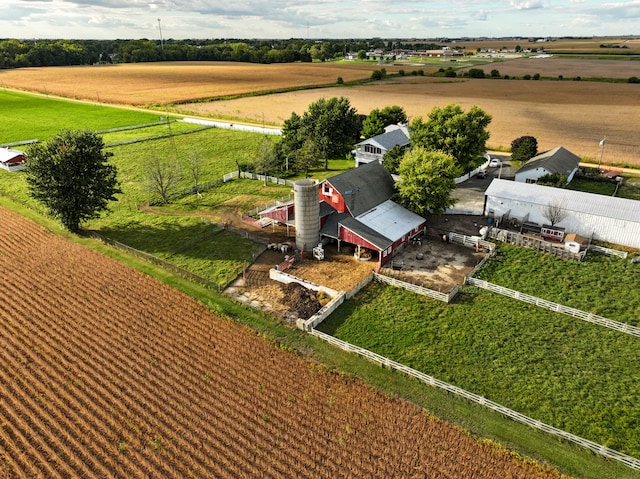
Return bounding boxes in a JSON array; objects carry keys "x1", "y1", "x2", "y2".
[{"x1": 182, "y1": 117, "x2": 281, "y2": 135}]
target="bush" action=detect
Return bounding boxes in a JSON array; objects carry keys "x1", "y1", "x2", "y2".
[
  {"x1": 532, "y1": 73, "x2": 540, "y2": 80},
  {"x1": 628, "y1": 76, "x2": 640, "y2": 84},
  {"x1": 417, "y1": 69, "x2": 424, "y2": 76},
  {"x1": 371, "y1": 70, "x2": 383, "y2": 80},
  {"x1": 523, "y1": 74, "x2": 531, "y2": 80},
  {"x1": 336, "y1": 76, "x2": 344, "y2": 84},
  {"x1": 444, "y1": 69, "x2": 457, "y2": 78},
  {"x1": 398, "y1": 69, "x2": 405, "y2": 76},
  {"x1": 468, "y1": 68, "x2": 485, "y2": 78},
  {"x1": 411, "y1": 70, "x2": 418, "y2": 76},
  {"x1": 490, "y1": 69, "x2": 500, "y2": 78}
]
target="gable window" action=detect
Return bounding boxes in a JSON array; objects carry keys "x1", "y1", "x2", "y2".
[{"x1": 322, "y1": 183, "x2": 332, "y2": 196}]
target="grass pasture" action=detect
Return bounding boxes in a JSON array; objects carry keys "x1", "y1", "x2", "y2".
[
  {"x1": 317, "y1": 282, "x2": 640, "y2": 459},
  {"x1": 0, "y1": 89, "x2": 167, "y2": 145},
  {"x1": 473, "y1": 245, "x2": 640, "y2": 325}
]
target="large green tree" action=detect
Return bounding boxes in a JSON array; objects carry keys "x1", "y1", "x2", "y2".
[
  {"x1": 510, "y1": 135, "x2": 538, "y2": 166},
  {"x1": 281, "y1": 97, "x2": 360, "y2": 170},
  {"x1": 25, "y1": 129, "x2": 121, "y2": 232},
  {"x1": 409, "y1": 104, "x2": 491, "y2": 175},
  {"x1": 396, "y1": 148, "x2": 461, "y2": 216},
  {"x1": 360, "y1": 105, "x2": 408, "y2": 138}
]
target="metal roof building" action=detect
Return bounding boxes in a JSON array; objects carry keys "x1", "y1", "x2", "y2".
[{"x1": 484, "y1": 179, "x2": 640, "y2": 248}]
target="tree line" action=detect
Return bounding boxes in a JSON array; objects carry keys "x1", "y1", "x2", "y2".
[{"x1": 0, "y1": 38, "x2": 443, "y2": 68}]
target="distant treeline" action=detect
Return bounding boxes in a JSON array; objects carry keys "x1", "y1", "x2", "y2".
[{"x1": 0, "y1": 38, "x2": 444, "y2": 68}]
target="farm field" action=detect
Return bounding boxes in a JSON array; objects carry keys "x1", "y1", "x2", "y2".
[
  {"x1": 473, "y1": 245, "x2": 640, "y2": 325},
  {"x1": 2, "y1": 60, "x2": 639, "y2": 166},
  {"x1": 0, "y1": 61, "x2": 401, "y2": 106},
  {"x1": 458, "y1": 57, "x2": 640, "y2": 79},
  {"x1": 317, "y1": 281, "x2": 640, "y2": 459},
  {"x1": 180, "y1": 75, "x2": 640, "y2": 166},
  {"x1": 0, "y1": 205, "x2": 571, "y2": 479}
]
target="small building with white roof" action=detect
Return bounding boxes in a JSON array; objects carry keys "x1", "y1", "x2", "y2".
[{"x1": 0, "y1": 148, "x2": 27, "y2": 172}]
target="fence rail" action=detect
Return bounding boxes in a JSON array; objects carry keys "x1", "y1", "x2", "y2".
[
  {"x1": 309, "y1": 329, "x2": 640, "y2": 470},
  {"x1": 373, "y1": 273, "x2": 458, "y2": 303},
  {"x1": 465, "y1": 277, "x2": 640, "y2": 337},
  {"x1": 488, "y1": 228, "x2": 586, "y2": 261},
  {"x1": 588, "y1": 243, "x2": 629, "y2": 259},
  {"x1": 448, "y1": 232, "x2": 495, "y2": 252}
]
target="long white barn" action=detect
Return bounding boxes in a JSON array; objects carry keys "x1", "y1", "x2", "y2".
[{"x1": 484, "y1": 179, "x2": 640, "y2": 249}]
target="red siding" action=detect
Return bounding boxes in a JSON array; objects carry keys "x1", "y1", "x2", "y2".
[
  {"x1": 261, "y1": 204, "x2": 294, "y2": 223},
  {"x1": 339, "y1": 226, "x2": 381, "y2": 252},
  {"x1": 319, "y1": 182, "x2": 347, "y2": 213}
]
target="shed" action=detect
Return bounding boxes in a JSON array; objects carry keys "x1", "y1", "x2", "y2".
[
  {"x1": 0, "y1": 148, "x2": 26, "y2": 172},
  {"x1": 484, "y1": 179, "x2": 640, "y2": 249},
  {"x1": 514, "y1": 146, "x2": 581, "y2": 184}
]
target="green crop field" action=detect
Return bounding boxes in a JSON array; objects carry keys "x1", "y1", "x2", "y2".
[
  {"x1": 317, "y1": 281, "x2": 640, "y2": 458},
  {"x1": 473, "y1": 245, "x2": 640, "y2": 324},
  {"x1": 0, "y1": 89, "x2": 167, "y2": 144}
]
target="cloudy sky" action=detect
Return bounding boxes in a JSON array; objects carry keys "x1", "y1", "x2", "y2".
[{"x1": 1, "y1": 0, "x2": 639, "y2": 40}]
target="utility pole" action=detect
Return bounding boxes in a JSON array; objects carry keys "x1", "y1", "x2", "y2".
[{"x1": 158, "y1": 18, "x2": 164, "y2": 52}]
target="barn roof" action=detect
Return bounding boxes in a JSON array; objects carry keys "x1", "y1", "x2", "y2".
[
  {"x1": 324, "y1": 161, "x2": 395, "y2": 217},
  {"x1": 516, "y1": 146, "x2": 581, "y2": 176},
  {"x1": 485, "y1": 179, "x2": 640, "y2": 223},
  {"x1": 355, "y1": 199, "x2": 425, "y2": 243},
  {"x1": 355, "y1": 125, "x2": 410, "y2": 152}
]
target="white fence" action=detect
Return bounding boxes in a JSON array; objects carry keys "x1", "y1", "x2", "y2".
[
  {"x1": 589, "y1": 244, "x2": 629, "y2": 259},
  {"x1": 374, "y1": 273, "x2": 458, "y2": 303},
  {"x1": 309, "y1": 329, "x2": 640, "y2": 471},
  {"x1": 465, "y1": 277, "x2": 640, "y2": 338},
  {"x1": 449, "y1": 232, "x2": 495, "y2": 252},
  {"x1": 298, "y1": 293, "x2": 346, "y2": 331}
]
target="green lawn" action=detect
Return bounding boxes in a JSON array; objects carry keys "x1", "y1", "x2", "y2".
[
  {"x1": 0, "y1": 89, "x2": 168, "y2": 144},
  {"x1": 474, "y1": 244, "x2": 640, "y2": 324},
  {"x1": 317, "y1": 282, "x2": 640, "y2": 459}
]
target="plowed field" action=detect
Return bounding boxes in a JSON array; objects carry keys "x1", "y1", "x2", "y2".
[{"x1": 0, "y1": 205, "x2": 569, "y2": 478}]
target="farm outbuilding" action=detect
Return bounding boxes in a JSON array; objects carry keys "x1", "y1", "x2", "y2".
[
  {"x1": 318, "y1": 161, "x2": 426, "y2": 266},
  {"x1": 0, "y1": 148, "x2": 26, "y2": 172},
  {"x1": 484, "y1": 179, "x2": 640, "y2": 249},
  {"x1": 514, "y1": 146, "x2": 581, "y2": 184}
]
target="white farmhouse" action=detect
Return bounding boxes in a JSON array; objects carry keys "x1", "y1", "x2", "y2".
[
  {"x1": 352, "y1": 124, "x2": 409, "y2": 167},
  {"x1": 484, "y1": 179, "x2": 640, "y2": 249}
]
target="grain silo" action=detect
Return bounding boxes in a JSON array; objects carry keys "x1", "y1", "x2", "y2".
[{"x1": 294, "y1": 179, "x2": 320, "y2": 251}]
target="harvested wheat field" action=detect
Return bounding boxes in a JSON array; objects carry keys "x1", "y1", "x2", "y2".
[
  {"x1": 0, "y1": 61, "x2": 401, "y2": 106},
  {"x1": 184, "y1": 75, "x2": 640, "y2": 165},
  {"x1": 0, "y1": 205, "x2": 570, "y2": 478}
]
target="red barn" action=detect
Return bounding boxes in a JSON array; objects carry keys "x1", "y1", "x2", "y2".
[
  {"x1": 0, "y1": 148, "x2": 26, "y2": 172},
  {"x1": 318, "y1": 161, "x2": 425, "y2": 267}
]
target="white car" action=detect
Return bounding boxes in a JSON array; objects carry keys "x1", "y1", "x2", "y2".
[{"x1": 488, "y1": 158, "x2": 502, "y2": 168}]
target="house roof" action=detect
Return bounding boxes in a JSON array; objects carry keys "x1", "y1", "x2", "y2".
[
  {"x1": 0, "y1": 148, "x2": 26, "y2": 164},
  {"x1": 355, "y1": 124, "x2": 410, "y2": 152},
  {"x1": 516, "y1": 146, "x2": 581, "y2": 176},
  {"x1": 355, "y1": 199, "x2": 425, "y2": 243},
  {"x1": 324, "y1": 161, "x2": 395, "y2": 217},
  {"x1": 485, "y1": 179, "x2": 640, "y2": 223}
]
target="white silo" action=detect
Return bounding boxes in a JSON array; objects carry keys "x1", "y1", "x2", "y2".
[{"x1": 294, "y1": 179, "x2": 320, "y2": 251}]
